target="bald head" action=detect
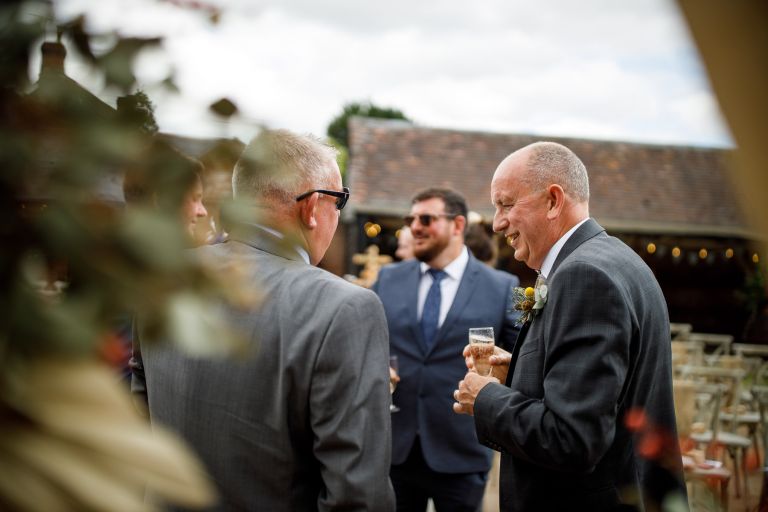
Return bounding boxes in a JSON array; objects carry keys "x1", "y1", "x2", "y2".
[
  {"x1": 491, "y1": 141, "x2": 590, "y2": 270},
  {"x1": 506, "y1": 141, "x2": 589, "y2": 204}
]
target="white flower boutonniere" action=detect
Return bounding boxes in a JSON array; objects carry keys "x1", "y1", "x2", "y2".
[{"x1": 511, "y1": 281, "x2": 548, "y2": 325}]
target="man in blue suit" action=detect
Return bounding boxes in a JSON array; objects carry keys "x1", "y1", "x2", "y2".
[{"x1": 372, "y1": 188, "x2": 520, "y2": 512}]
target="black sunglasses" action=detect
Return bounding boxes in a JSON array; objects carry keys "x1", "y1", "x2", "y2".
[
  {"x1": 295, "y1": 186, "x2": 350, "y2": 211},
  {"x1": 403, "y1": 213, "x2": 457, "y2": 227}
]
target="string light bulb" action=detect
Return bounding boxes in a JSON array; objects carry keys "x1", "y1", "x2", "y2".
[{"x1": 672, "y1": 247, "x2": 681, "y2": 258}]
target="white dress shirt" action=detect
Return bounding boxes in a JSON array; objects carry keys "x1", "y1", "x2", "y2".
[
  {"x1": 417, "y1": 246, "x2": 470, "y2": 327},
  {"x1": 539, "y1": 218, "x2": 589, "y2": 279}
]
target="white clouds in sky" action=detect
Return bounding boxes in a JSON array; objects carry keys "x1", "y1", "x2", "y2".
[{"x1": 52, "y1": 0, "x2": 732, "y2": 147}]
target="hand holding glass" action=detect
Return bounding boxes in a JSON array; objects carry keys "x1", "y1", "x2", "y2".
[
  {"x1": 389, "y1": 355, "x2": 400, "y2": 413},
  {"x1": 468, "y1": 327, "x2": 495, "y2": 376}
]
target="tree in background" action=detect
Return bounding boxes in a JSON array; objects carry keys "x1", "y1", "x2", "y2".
[
  {"x1": 117, "y1": 89, "x2": 159, "y2": 135},
  {"x1": 327, "y1": 101, "x2": 410, "y2": 149},
  {"x1": 327, "y1": 102, "x2": 410, "y2": 177}
]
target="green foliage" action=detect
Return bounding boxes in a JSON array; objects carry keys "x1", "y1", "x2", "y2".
[
  {"x1": 0, "y1": 1, "x2": 249, "y2": 387},
  {"x1": 117, "y1": 90, "x2": 159, "y2": 135},
  {"x1": 327, "y1": 136, "x2": 349, "y2": 182},
  {"x1": 326, "y1": 101, "x2": 410, "y2": 149}
]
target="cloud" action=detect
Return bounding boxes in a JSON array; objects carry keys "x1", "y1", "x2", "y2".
[{"x1": 53, "y1": 0, "x2": 733, "y2": 147}]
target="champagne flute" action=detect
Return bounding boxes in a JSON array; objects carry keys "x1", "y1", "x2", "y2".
[
  {"x1": 389, "y1": 355, "x2": 400, "y2": 413},
  {"x1": 469, "y1": 327, "x2": 495, "y2": 376}
]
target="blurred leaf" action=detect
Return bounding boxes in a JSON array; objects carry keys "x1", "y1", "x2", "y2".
[
  {"x1": 209, "y1": 97, "x2": 238, "y2": 118},
  {"x1": 62, "y1": 15, "x2": 96, "y2": 63},
  {"x1": 166, "y1": 292, "x2": 248, "y2": 357},
  {"x1": 98, "y1": 37, "x2": 162, "y2": 92},
  {"x1": 0, "y1": 359, "x2": 218, "y2": 511},
  {"x1": 161, "y1": 74, "x2": 180, "y2": 93},
  {"x1": 0, "y1": 2, "x2": 48, "y2": 89}
]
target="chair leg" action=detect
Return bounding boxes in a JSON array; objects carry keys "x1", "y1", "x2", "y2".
[
  {"x1": 721, "y1": 477, "x2": 730, "y2": 511},
  {"x1": 742, "y1": 447, "x2": 750, "y2": 501},
  {"x1": 729, "y1": 446, "x2": 742, "y2": 498}
]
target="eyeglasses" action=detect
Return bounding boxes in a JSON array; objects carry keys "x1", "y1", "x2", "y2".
[
  {"x1": 403, "y1": 213, "x2": 457, "y2": 227},
  {"x1": 295, "y1": 186, "x2": 350, "y2": 210}
]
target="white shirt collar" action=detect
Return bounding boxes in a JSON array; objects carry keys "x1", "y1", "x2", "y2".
[
  {"x1": 539, "y1": 218, "x2": 589, "y2": 279},
  {"x1": 419, "y1": 245, "x2": 469, "y2": 280}
]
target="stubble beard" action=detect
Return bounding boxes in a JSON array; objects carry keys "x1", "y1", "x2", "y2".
[{"x1": 414, "y1": 236, "x2": 450, "y2": 264}]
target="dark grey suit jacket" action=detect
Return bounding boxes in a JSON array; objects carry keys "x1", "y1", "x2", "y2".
[
  {"x1": 474, "y1": 219, "x2": 687, "y2": 511},
  {"x1": 372, "y1": 252, "x2": 520, "y2": 473},
  {"x1": 133, "y1": 224, "x2": 395, "y2": 511}
]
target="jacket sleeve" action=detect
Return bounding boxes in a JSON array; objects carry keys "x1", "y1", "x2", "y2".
[
  {"x1": 129, "y1": 317, "x2": 150, "y2": 419},
  {"x1": 310, "y1": 288, "x2": 395, "y2": 511},
  {"x1": 474, "y1": 260, "x2": 631, "y2": 472}
]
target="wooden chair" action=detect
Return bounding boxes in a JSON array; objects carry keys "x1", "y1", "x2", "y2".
[
  {"x1": 687, "y1": 332, "x2": 734, "y2": 359},
  {"x1": 672, "y1": 340, "x2": 705, "y2": 366},
  {"x1": 733, "y1": 343, "x2": 768, "y2": 360},
  {"x1": 675, "y1": 379, "x2": 731, "y2": 510},
  {"x1": 714, "y1": 356, "x2": 763, "y2": 469},
  {"x1": 751, "y1": 385, "x2": 768, "y2": 511},
  {"x1": 677, "y1": 365, "x2": 751, "y2": 499},
  {"x1": 671, "y1": 322, "x2": 693, "y2": 341}
]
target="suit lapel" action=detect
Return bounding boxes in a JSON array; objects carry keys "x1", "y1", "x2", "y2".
[
  {"x1": 504, "y1": 220, "x2": 604, "y2": 386},
  {"x1": 405, "y1": 262, "x2": 429, "y2": 354},
  {"x1": 506, "y1": 321, "x2": 530, "y2": 386}
]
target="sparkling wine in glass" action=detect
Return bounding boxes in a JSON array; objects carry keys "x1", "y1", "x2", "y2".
[
  {"x1": 389, "y1": 355, "x2": 400, "y2": 413},
  {"x1": 469, "y1": 327, "x2": 495, "y2": 376}
]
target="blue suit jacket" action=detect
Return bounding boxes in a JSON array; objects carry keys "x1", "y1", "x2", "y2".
[{"x1": 372, "y1": 251, "x2": 520, "y2": 473}]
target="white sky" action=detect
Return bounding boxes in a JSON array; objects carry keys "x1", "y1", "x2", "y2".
[{"x1": 51, "y1": 0, "x2": 733, "y2": 147}]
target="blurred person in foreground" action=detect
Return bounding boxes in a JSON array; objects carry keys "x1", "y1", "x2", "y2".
[
  {"x1": 123, "y1": 139, "x2": 209, "y2": 245},
  {"x1": 464, "y1": 220, "x2": 498, "y2": 269},
  {"x1": 453, "y1": 142, "x2": 687, "y2": 511},
  {"x1": 120, "y1": 140, "x2": 209, "y2": 384},
  {"x1": 132, "y1": 129, "x2": 395, "y2": 511},
  {"x1": 372, "y1": 188, "x2": 520, "y2": 511}
]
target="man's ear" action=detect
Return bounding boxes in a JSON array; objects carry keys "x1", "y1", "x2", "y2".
[
  {"x1": 453, "y1": 214, "x2": 467, "y2": 236},
  {"x1": 298, "y1": 192, "x2": 319, "y2": 230},
  {"x1": 545, "y1": 184, "x2": 566, "y2": 220}
]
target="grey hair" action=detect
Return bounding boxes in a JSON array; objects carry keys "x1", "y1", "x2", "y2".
[
  {"x1": 232, "y1": 129, "x2": 339, "y2": 203},
  {"x1": 524, "y1": 142, "x2": 589, "y2": 202}
]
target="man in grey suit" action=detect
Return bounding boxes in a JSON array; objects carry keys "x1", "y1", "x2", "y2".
[
  {"x1": 453, "y1": 142, "x2": 687, "y2": 511},
  {"x1": 372, "y1": 188, "x2": 520, "y2": 511},
  {"x1": 133, "y1": 129, "x2": 395, "y2": 511}
]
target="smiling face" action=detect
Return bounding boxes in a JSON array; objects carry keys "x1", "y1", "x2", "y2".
[
  {"x1": 408, "y1": 197, "x2": 456, "y2": 264},
  {"x1": 491, "y1": 150, "x2": 551, "y2": 270}
]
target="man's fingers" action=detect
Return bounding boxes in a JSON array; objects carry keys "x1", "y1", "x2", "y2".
[{"x1": 489, "y1": 354, "x2": 512, "y2": 365}]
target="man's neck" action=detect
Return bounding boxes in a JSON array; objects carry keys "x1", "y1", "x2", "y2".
[{"x1": 426, "y1": 239, "x2": 464, "y2": 270}]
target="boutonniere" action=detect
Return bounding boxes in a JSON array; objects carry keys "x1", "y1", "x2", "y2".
[{"x1": 511, "y1": 281, "x2": 548, "y2": 325}]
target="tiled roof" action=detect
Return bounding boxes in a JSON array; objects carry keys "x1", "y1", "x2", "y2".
[{"x1": 347, "y1": 117, "x2": 750, "y2": 237}]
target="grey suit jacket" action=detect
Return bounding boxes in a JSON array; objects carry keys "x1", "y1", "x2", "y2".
[
  {"x1": 474, "y1": 219, "x2": 686, "y2": 511},
  {"x1": 133, "y1": 223, "x2": 396, "y2": 511}
]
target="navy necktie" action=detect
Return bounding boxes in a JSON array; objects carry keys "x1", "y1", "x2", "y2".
[{"x1": 421, "y1": 268, "x2": 447, "y2": 350}]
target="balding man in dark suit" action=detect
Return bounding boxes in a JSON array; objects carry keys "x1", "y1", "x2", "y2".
[{"x1": 454, "y1": 142, "x2": 687, "y2": 511}]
